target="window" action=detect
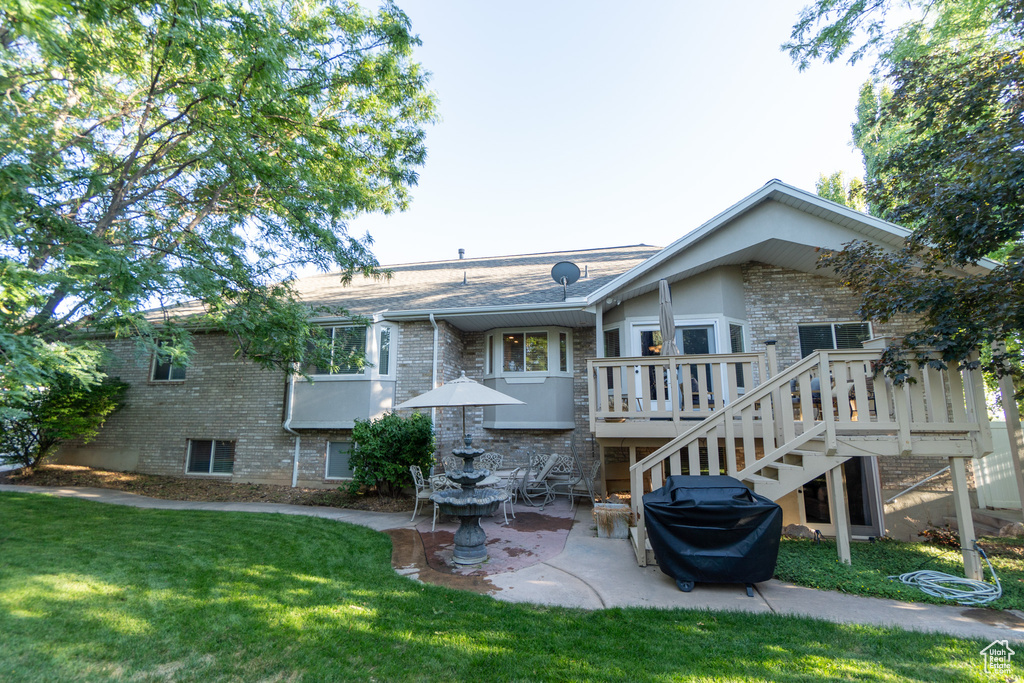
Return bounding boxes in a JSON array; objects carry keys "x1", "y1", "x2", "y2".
[
  {"x1": 187, "y1": 439, "x2": 234, "y2": 475},
  {"x1": 152, "y1": 341, "x2": 186, "y2": 381},
  {"x1": 729, "y1": 324, "x2": 745, "y2": 353},
  {"x1": 304, "y1": 325, "x2": 367, "y2": 375},
  {"x1": 603, "y1": 329, "x2": 621, "y2": 358},
  {"x1": 798, "y1": 322, "x2": 871, "y2": 357},
  {"x1": 486, "y1": 328, "x2": 572, "y2": 376},
  {"x1": 503, "y1": 331, "x2": 547, "y2": 372},
  {"x1": 378, "y1": 327, "x2": 391, "y2": 376},
  {"x1": 326, "y1": 441, "x2": 355, "y2": 479}
]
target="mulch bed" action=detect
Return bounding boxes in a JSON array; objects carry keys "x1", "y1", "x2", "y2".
[{"x1": 1, "y1": 464, "x2": 415, "y2": 513}]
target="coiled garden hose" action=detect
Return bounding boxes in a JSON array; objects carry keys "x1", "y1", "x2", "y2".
[{"x1": 888, "y1": 542, "x2": 1002, "y2": 606}]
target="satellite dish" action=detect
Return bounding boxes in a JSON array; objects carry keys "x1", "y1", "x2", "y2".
[{"x1": 551, "y1": 261, "x2": 581, "y2": 300}]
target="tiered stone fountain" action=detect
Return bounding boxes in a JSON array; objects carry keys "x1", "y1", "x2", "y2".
[{"x1": 431, "y1": 440, "x2": 507, "y2": 565}]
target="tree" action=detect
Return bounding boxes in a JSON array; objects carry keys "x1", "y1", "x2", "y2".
[
  {"x1": 0, "y1": 373, "x2": 129, "y2": 469},
  {"x1": 787, "y1": 0, "x2": 1024, "y2": 385},
  {"x1": 0, "y1": 0, "x2": 436, "y2": 392},
  {"x1": 815, "y1": 170, "x2": 867, "y2": 212}
]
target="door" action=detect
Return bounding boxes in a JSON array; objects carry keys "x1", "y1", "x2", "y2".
[
  {"x1": 800, "y1": 457, "x2": 884, "y2": 537},
  {"x1": 633, "y1": 324, "x2": 716, "y2": 412}
]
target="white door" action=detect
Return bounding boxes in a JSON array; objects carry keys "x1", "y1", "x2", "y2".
[{"x1": 631, "y1": 324, "x2": 716, "y2": 411}]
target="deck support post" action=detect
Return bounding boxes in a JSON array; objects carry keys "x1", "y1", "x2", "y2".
[
  {"x1": 949, "y1": 456, "x2": 983, "y2": 580},
  {"x1": 828, "y1": 463, "x2": 852, "y2": 565},
  {"x1": 992, "y1": 341, "x2": 1024, "y2": 513}
]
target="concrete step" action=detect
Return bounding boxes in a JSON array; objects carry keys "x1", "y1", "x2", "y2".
[
  {"x1": 629, "y1": 525, "x2": 658, "y2": 565},
  {"x1": 944, "y1": 515, "x2": 1001, "y2": 538},
  {"x1": 973, "y1": 508, "x2": 1023, "y2": 530}
]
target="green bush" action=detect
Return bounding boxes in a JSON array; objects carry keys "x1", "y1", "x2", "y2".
[
  {"x1": 0, "y1": 373, "x2": 129, "y2": 469},
  {"x1": 349, "y1": 412, "x2": 434, "y2": 497}
]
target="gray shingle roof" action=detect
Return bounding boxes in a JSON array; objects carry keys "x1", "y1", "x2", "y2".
[{"x1": 294, "y1": 245, "x2": 662, "y2": 316}]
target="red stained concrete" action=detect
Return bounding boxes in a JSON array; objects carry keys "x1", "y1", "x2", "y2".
[{"x1": 415, "y1": 498, "x2": 577, "y2": 576}]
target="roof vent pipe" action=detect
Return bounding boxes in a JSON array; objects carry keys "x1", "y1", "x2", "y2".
[{"x1": 458, "y1": 248, "x2": 465, "y2": 259}]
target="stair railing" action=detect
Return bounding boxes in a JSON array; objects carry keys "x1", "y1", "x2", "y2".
[{"x1": 627, "y1": 348, "x2": 992, "y2": 564}]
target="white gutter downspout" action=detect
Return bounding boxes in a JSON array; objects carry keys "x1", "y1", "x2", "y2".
[
  {"x1": 283, "y1": 371, "x2": 301, "y2": 487},
  {"x1": 429, "y1": 314, "x2": 439, "y2": 440}
]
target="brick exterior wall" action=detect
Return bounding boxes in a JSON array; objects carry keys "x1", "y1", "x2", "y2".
[
  {"x1": 70, "y1": 259, "x2": 974, "y2": 503},
  {"x1": 740, "y1": 262, "x2": 963, "y2": 495}
]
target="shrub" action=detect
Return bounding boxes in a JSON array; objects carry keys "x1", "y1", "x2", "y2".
[
  {"x1": 0, "y1": 373, "x2": 129, "y2": 469},
  {"x1": 349, "y1": 412, "x2": 434, "y2": 497}
]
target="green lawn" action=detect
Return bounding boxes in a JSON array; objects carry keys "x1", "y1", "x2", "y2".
[
  {"x1": 0, "y1": 492, "x2": 1017, "y2": 682},
  {"x1": 776, "y1": 535, "x2": 1024, "y2": 611}
]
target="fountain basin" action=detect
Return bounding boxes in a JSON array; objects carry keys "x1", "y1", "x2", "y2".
[{"x1": 430, "y1": 488, "x2": 508, "y2": 565}]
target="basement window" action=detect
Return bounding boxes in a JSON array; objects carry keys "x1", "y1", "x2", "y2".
[
  {"x1": 186, "y1": 439, "x2": 235, "y2": 475},
  {"x1": 326, "y1": 441, "x2": 355, "y2": 480}
]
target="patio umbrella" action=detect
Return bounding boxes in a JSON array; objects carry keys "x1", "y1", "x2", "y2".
[
  {"x1": 395, "y1": 371, "x2": 524, "y2": 446},
  {"x1": 659, "y1": 279, "x2": 680, "y2": 356}
]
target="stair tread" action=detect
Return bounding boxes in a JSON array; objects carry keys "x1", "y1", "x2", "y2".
[
  {"x1": 765, "y1": 462, "x2": 802, "y2": 470},
  {"x1": 789, "y1": 449, "x2": 824, "y2": 456},
  {"x1": 744, "y1": 474, "x2": 776, "y2": 483}
]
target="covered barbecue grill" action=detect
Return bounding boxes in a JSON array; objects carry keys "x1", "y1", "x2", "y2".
[{"x1": 643, "y1": 475, "x2": 783, "y2": 596}]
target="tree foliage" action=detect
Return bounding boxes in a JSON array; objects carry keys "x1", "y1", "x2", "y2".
[
  {"x1": 789, "y1": 0, "x2": 1024, "y2": 386},
  {"x1": 0, "y1": 0, "x2": 436, "y2": 390},
  {"x1": 815, "y1": 170, "x2": 867, "y2": 211},
  {"x1": 348, "y1": 411, "x2": 434, "y2": 498},
  {"x1": 0, "y1": 373, "x2": 129, "y2": 469}
]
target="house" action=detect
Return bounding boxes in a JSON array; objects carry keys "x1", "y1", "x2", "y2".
[{"x1": 59, "y1": 179, "x2": 995, "y2": 572}]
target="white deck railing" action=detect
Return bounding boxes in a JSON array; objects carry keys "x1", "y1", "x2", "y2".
[
  {"x1": 587, "y1": 352, "x2": 768, "y2": 430},
  {"x1": 614, "y1": 349, "x2": 992, "y2": 565}
]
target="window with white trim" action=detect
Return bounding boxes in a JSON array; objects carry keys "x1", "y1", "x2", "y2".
[
  {"x1": 186, "y1": 439, "x2": 234, "y2": 475},
  {"x1": 798, "y1": 322, "x2": 872, "y2": 357},
  {"x1": 151, "y1": 341, "x2": 186, "y2": 381},
  {"x1": 304, "y1": 325, "x2": 367, "y2": 375},
  {"x1": 378, "y1": 327, "x2": 392, "y2": 376},
  {"x1": 485, "y1": 328, "x2": 572, "y2": 376},
  {"x1": 326, "y1": 441, "x2": 355, "y2": 480}
]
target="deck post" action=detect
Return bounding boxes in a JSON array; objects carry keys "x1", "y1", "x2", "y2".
[
  {"x1": 828, "y1": 463, "x2": 852, "y2": 564},
  {"x1": 764, "y1": 340, "x2": 778, "y2": 379},
  {"x1": 992, "y1": 341, "x2": 1024, "y2": 512},
  {"x1": 949, "y1": 456, "x2": 983, "y2": 580}
]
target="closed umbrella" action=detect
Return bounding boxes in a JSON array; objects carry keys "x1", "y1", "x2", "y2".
[
  {"x1": 395, "y1": 371, "x2": 524, "y2": 446},
  {"x1": 659, "y1": 279, "x2": 679, "y2": 356}
]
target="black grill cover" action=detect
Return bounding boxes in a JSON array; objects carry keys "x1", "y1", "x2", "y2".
[{"x1": 643, "y1": 475, "x2": 783, "y2": 585}]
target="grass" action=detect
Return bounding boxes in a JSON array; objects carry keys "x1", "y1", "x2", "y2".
[
  {"x1": 0, "y1": 492, "x2": 1020, "y2": 682},
  {"x1": 776, "y1": 535, "x2": 1024, "y2": 611}
]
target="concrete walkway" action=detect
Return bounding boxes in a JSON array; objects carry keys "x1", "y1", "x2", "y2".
[{"x1": 3, "y1": 483, "x2": 1023, "y2": 642}]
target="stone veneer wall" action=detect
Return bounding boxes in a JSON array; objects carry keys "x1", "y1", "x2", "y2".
[{"x1": 741, "y1": 262, "x2": 972, "y2": 499}]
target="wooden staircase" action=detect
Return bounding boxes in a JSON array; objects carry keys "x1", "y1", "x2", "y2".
[{"x1": 625, "y1": 348, "x2": 992, "y2": 576}]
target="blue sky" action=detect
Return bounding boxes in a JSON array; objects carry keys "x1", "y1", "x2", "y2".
[{"x1": 349, "y1": 1, "x2": 876, "y2": 266}]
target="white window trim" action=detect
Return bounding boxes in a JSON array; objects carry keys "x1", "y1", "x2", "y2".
[
  {"x1": 307, "y1": 323, "x2": 398, "y2": 382},
  {"x1": 724, "y1": 318, "x2": 748, "y2": 354},
  {"x1": 601, "y1": 324, "x2": 625, "y2": 359},
  {"x1": 151, "y1": 342, "x2": 186, "y2": 383},
  {"x1": 483, "y1": 327, "x2": 574, "y2": 379},
  {"x1": 798, "y1": 321, "x2": 874, "y2": 355},
  {"x1": 325, "y1": 440, "x2": 355, "y2": 480},
  {"x1": 627, "y1": 317, "x2": 720, "y2": 356},
  {"x1": 185, "y1": 439, "x2": 234, "y2": 477}
]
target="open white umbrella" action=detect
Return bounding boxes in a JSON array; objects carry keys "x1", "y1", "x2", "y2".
[
  {"x1": 659, "y1": 279, "x2": 680, "y2": 356},
  {"x1": 395, "y1": 371, "x2": 524, "y2": 446}
]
